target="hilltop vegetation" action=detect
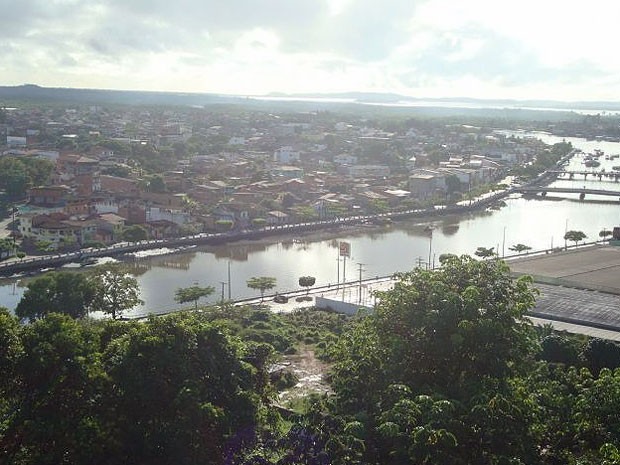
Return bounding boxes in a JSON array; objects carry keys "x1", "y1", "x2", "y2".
[{"x1": 3, "y1": 256, "x2": 620, "y2": 464}]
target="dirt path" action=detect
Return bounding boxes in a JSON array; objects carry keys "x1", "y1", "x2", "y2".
[{"x1": 278, "y1": 345, "x2": 331, "y2": 405}]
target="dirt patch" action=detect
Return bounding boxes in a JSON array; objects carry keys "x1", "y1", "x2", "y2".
[{"x1": 277, "y1": 345, "x2": 331, "y2": 405}]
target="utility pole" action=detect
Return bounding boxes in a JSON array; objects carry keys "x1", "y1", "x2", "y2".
[
  {"x1": 416, "y1": 257, "x2": 425, "y2": 269},
  {"x1": 227, "y1": 260, "x2": 231, "y2": 300},
  {"x1": 357, "y1": 262, "x2": 365, "y2": 304},
  {"x1": 427, "y1": 226, "x2": 433, "y2": 270},
  {"x1": 219, "y1": 281, "x2": 227, "y2": 304},
  {"x1": 502, "y1": 226, "x2": 506, "y2": 258}
]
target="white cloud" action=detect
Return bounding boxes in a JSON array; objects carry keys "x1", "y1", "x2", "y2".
[{"x1": 0, "y1": 0, "x2": 619, "y2": 100}]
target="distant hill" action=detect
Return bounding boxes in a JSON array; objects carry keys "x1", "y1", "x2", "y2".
[
  {"x1": 0, "y1": 84, "x2": 244, "y2": 106},
  {"x1": 3, "y1": 84, "x2": 620, "y2": 114}
]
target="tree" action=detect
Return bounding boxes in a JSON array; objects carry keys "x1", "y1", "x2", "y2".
[
  {"x1": 174, "y1": 284, "x2": 215, "y2": 309},
  {"x1": 247, "y1": 277, "x2": 277, "y2": 302},
  {"x1": 15, "y1": 272, "x2": 97, "y2": 320},
  {"x1": 102, "y1": 313, "x2": 263, "y2": 464},
  {"x1": 146, "y1": 174, "x2": 166, "y2": 193},
  {"x1": 564, "y1": 230, "x2": 587, "y2": 247},
  {"x1": 298, "y1": 276, "x2": 316, "y2": 295},
  {"x1": 90, "y1": 264, "x2": 143, "y2": 319},
  {"x1": 0, "y1": 238, "x2": 14, "y2": 260},
  {"x1": 509, "y1": 243, "x2": 532, "y2": 255},
  {"x1": 474, "y1": 246, "x2": 496, "y2": 259},
  {"x1": 326, "y1": 256, "x2": 539, "y2": 464},
  {"x1": 600, "y1": 228, "x2": 613, "y2": 240},
  {"x1": 122, "y1": 224, "x2": 148, "y2": 242},
  {"x1": 0, "y1": 313, "x2": 108, "y2": 464}
]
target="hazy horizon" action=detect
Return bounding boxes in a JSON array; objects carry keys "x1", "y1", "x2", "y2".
[{"x1": 2, "y1": 1, "x2": 619, "y2": 102}]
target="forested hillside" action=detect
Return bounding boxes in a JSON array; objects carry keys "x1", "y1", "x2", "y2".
[{"x1": 3, "y1": 256, "x2": 620, "y2": 464}]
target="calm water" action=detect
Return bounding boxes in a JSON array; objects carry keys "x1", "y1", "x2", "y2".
[{"x1": 2, "y1": 132, "x2": 620, "y2": 316}]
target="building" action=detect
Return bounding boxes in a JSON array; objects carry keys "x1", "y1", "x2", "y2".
[{"x1": 273, "y1": 146, "x2": 301, "y2": 164}]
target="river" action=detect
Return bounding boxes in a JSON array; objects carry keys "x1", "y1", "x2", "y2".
[{"x1": 2, "y1": 132, "x2": 620, "y2": 316}]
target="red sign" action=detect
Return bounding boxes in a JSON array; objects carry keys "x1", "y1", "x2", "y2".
[{"x1": 339, "y1": 241, "x2": 351, "y2": 257}]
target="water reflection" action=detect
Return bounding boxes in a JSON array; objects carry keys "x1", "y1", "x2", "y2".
[{"x1": 4, "y1": 132, "x2": 620, "y2": 315}]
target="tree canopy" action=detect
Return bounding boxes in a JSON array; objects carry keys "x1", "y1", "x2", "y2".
[
  {"x1": 246, "y1": 276, "x2": 277, "y2": 302},
  {"x1": 89, "y1": 264, "x2": 143, "y2": 319},
  {"x1": 564, "y1": 230, "x2": 587, "y2": 246},
  {"x1": 15, "y1": 271, "x2": 96, "y2": 320},
  {"x1": 174, "y1": 284, "x2": 215, "y2": 309}
]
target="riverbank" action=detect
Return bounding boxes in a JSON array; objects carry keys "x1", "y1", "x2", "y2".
[{"x1": 0, "y1": 187, "x2": 512, "y2": 277}]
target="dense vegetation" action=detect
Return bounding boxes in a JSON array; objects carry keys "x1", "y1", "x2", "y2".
[{"x1": 3, "y1": 256, "x2": 620, "y2": 464}]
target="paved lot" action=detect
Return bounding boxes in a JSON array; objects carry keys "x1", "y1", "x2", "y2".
[
  {"x1": 531, "y1": 283, "x2": 620, "y2": 331},
  {"x1": 264, "y1": 247, "x2": 620, "y2": 339},
  {"x1": 509, "y1": 245, "x2": 620, "y2": 294}
]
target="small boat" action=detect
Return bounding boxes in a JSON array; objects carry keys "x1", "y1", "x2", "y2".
[{"x1": 613, "y1": 166, "x2": 620, "y2": 171}]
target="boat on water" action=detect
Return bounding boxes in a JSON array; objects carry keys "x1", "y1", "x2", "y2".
[
  {"x1": 612, "y1": 166, "x2": 620, "y2": 171},
  {"x1": 584, "y1": 159, "x2": 601, "y2": 167}
]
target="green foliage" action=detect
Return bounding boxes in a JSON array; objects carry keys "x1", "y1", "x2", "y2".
[
  {"x1": 474, "y1": 245, "x2": 496, "y2": 258},
  {"x1": 0, "y1": 156, "x2": 54, "y2": 199},
  {"x1": 0, "y1": 311, "x2": 266, "y2": 465},
  {"x1": 15, "y1": 271, "x2": 97, "y2": 320},
  {"x1": 582, "y1": 338, "x2": 620, "y2": 374},
  {"x1": 145, "y1": 174, "x2": 166, "y2": 192},
  {"x1": 509, "y1": 243, "x2": 532, "y2": 254},
  {"x1": 298, "y1": 276, "x2": 316, "y2": 294},
  {"x1": 89, "y1": 264, "x2": 143, "y2": 319},
  {"x1": 174, "y1": 284, "x2": 215, "y2": 309},
  {"x1": 122, "y1": 224, "x2": 148, "y2": 242},
  {"x1": 564, "y1": 230, "x2": 587, "y2": 246},
  {"x1": 247, "y1": 276, "x2": 277, "y2": 302}
]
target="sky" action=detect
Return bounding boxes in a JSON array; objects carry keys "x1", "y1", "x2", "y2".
[{"x1": 1, "y1": 0, "x2": 619, "y2": 102}]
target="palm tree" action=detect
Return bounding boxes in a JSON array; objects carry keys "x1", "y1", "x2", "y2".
[{"x1": 508, "y1": 244, "x2": 532, "y2": 255}]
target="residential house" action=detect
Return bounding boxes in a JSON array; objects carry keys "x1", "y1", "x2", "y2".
[
  {"x1": 273, "y1": 146, "x2": 301, "y2": 164},
  {"x1": 267, "y1": 210, "x2": 289, "y2": 225},
  {"x1": 28, "y1": 186, "x2": 71, "y2": 208},
  {"x1": 272, "y1": 166, "x2": 304, "y2": 179}
]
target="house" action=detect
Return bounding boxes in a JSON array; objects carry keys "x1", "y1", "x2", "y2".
[
  {"x1": 272, "y1": 166, "x2": 304, "y2": 179},
  {"x1": 28, "y1": 186, "x2": 71, "y2": 208},
  {"x1": 267, "y1": 210, "x2": 289, "y2": 225},
  {"x1": 96, "y1": 213, "x2": 126, "y2": 243},
  {"x1": 334, "y1": 153, "x2": 358, "y2": 165},
  {"x1": 273, "y1": 146, "x2": 301, "y2": 164},
  {"x1": 345, "y1": 165, "x2": 390, "y2": 178},
  {"x1": 145, "y1": 219, "x2": 181, "y2": 239},
  {"x1": 19, "y1": 213, "x2": 97, "y2": 248}
]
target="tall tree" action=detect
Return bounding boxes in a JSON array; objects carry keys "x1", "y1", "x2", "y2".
[
  {"x1": 15, "y1": 272, "x2": 97, "y2": 320},
  {"x1": 90, "y1": 264, "x2": 143, "y2": 319},
  {"x1": 0, "y1": 313, "x2": 107, "y2": 464},
  {"x1": 474, "y1": 246, "x2": 496, "y2": 259},
  {"x1": 247, "y1": 277, "x2": 277, "y2": 302}
]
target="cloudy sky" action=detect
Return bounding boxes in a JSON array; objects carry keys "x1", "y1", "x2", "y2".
[{"x1": 2, "y1": 0, "x2": 619, "y2": 101}]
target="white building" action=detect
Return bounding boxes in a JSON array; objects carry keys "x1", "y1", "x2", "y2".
[{"x1": 273, "y1": 146, "x2": 301, "y2": 164}]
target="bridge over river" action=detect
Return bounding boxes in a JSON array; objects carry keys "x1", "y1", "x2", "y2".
[
  {"x1": 548, "y1": 170, "x2": 620, "y2": 181},
  {"x1": 515, "y1": 186, "x2": 620, "y2": 199}
]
